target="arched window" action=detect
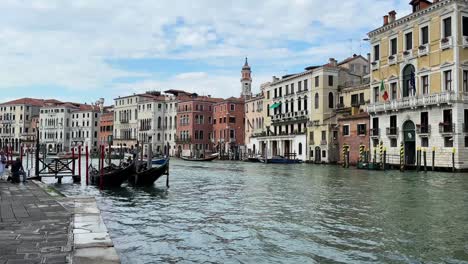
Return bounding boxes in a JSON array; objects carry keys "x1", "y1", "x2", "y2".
[
  {"x1": 158, "y1": 117, "x2": 162, "y2": 129},
  {"x1": 328, "y1": 92, "x2": 334, "y2": 108},
  {"x1": 165, "y1": 117, "x2": 168, "y2": 128},
  {"x1": 298, "y1": 97, "x2": 302, "y2": 111},
  {"x1": 157, "y1": 133, "x2": 161, "y2": 141},
  {"x1": 304, "y1": 96, "x2": 308, "y2": 110},
  {"x1": 402, "y1": 64, "x2": 416, "y2": 97},
  {"x1": 298, "y1": 143, "x2": 303, "y2": 155},
  {"x1": 174, "y1": 117, "x2": 177, "y2": 128},
  {"x1": 314, "y1": 93, "x2": 319, "y2": 109}
]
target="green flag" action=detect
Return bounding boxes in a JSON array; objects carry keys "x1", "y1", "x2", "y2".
[{"x1": 380, "y1": 80, "x2": 385, "y2": 91}]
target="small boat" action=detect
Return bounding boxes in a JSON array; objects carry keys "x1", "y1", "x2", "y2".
[
  {"x1": 181, "y1": 153, "x2": 219, "y2": 162},
  {"x1": 142, "y1": 157, "x2": 168, "y2": 166},
  {"x1": 244, "y1": 155, "x2": 263, "y2": 163},
  {"x1": 259, "y1": 156, "x2": 304, "y2": 164},
  {"x1": 128, "y1": 158, "x2": 170, "y2": 186},
  {"x1": 89, "y1": 162, "x2": 135, "y2": 187}
]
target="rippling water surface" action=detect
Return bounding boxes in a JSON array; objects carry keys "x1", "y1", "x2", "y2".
[{"x1": 52, "y1": 159, "x2": 468, "y2": 264}]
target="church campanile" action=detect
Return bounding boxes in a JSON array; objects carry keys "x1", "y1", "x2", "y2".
[{"x1": 240, "y1": 57, "x2": 252, "y2": 99}]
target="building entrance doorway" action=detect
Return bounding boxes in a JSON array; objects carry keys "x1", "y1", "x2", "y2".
[
  {"x1": 315, "y1": 146, "x2": 321, "y2": 163},
  {"x1": 403, "y1": 120, "x2": 416, "y2": 165}
]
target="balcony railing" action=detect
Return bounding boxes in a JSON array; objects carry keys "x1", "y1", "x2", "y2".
[
  {"x1": 439, "y1": 123, "x2": 455, "y2": 134},
  {"x1": 368, "y1": 92, "x2": 455, "y2": 113},
  {"x1": 370, "y1": 128, "x2": 380, "y2": 137},
  {"x1": 386, "y1": 127, "x2": 399, "y2": 136},
  {"x1": 320, "y1": 140, "x2": 327, "y2": 145},
  {"x1": 416, "y1": 124, "x2": 431, "y2": 135},
  {"x1": 175, "y1": 136, "x2": 192, "y2": 143}
]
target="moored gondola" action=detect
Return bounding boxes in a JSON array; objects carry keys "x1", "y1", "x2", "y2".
[
  {"x1": 89, "y1": 161, "x2": 135, "y2": 187},
  {"x1": 180, "y1": 153, "x2": 218, "y2": 162},
  {"x1": 128, "y1": 158, "x2": 170, "y2": 186}
]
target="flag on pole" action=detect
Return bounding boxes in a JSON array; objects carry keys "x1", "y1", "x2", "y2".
[{"x1": 381, "y1": 80, "x2": 389, "y2": 101}]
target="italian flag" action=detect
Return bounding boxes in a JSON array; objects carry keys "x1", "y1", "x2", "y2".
[{"x1": 381, "y1": 80, "x2": 389, "y2": 101}]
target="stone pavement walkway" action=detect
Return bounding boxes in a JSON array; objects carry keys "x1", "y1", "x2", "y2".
[{"x1": 0, "y1": 180, "x2": 73, "y2": 264}]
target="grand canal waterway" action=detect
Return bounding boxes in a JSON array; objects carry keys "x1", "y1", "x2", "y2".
[{"x1": 51, "y1": 159, "x2": 468, "y2": 264}]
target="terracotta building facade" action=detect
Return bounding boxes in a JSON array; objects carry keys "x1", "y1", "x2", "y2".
[{"x1": 213, "y1": 97, "x2": 245, "y2": 157}]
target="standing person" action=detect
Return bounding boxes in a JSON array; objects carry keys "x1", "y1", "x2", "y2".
[
  {"x1": 11, "y1": 158, "x2": 24, "y2": 183},
  {"x1": 0, "y1": 151, "x2": 6, "y2": 180}
]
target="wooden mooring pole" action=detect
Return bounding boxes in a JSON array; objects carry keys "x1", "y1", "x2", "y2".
[
  {"x1": 78, "y1": 146, "x2": 82, "y2": 180},
  {"x1": 416, "y1": 147, "x2": 421, "y2": 172},
  {"x1": 85, "y1": 146, "x2": 89, "y2": 185},
  {"x1": 423, "y1": 148, "x2": 427, "y2": 172},
  {"x1": 452, "y1": 147, "x2": 456, "y2": 173},
  {"x1": 432, "y1": 147, "x2": 435, "y2": 171},
  {"x1": 100, "y1": 145, "x2": 104, "y2": 190},
  {"x1": 383, "y1": 147, "x2": 386, "y2": 171},
  {"x1": 72, "y1": 148, "x2": 76, "y2": 176}
]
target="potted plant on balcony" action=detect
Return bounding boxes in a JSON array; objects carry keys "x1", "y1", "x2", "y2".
[
  {"x1": 403, "y1": 50, "x2": 410, "y2": 56},
  {"x1": 418, "y1": 45, "x2": 426, "y2": 50},
  {"x1": 388, "y1": 55, "x2": 395, "y2": 60},
  {"x1": 441, "y1": 37, "x2": 449, "y2": 44}
]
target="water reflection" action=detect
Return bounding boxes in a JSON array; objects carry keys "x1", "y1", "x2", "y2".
[{"x1": 52, "y1": 159, "x2": 468, "y2": 264}]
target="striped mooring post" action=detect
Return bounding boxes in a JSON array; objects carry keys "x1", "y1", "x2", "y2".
[
  {"x1": 400, "y1": 142, "x2": 405, "y2": 172},
  {"x1": 379, "y1": 141, "x2": 383, "y2": 168},
  {"x1": 342, "y1": 145, "x2": 347, "y2": 168},
  {"x1": 359, "y1": 144, "x2": 364, "y2": 164}
]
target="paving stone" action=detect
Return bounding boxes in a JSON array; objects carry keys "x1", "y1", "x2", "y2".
[{"x1": 0, "y1": 181, "x2": 73, "y2": 264}]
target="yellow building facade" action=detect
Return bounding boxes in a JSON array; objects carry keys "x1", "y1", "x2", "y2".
[{"x1": 368, "y1": 0, "x2": 468, "y2": 169}]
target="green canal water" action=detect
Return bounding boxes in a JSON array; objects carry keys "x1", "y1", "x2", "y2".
[{"x1": 51, "y1": 159, "x2": 468, "y2": 264}]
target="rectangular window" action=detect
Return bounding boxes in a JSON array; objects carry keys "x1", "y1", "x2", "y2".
[
  {"x1": 421, "y1": 137, "x2": 429, "y2": 147},
  {"x1": 298, "y1": 81, "x2": 302, "y2": 91},
  {"x1": 315, "y1": 76, "x2": 319, "y2": 87},
  {"x1": 351, "y1": 94, "x2": 359, "y2": 106},
  {"x1": 390, "y1": 115, "x2": 397, "y2": 129},
  {"x1": 390, "y1": 38, "x2": 397, "y2": 55},
  {"x1": 405, "y1": 32, "x2": 412, "y2": 50},
  {"x1": 444, "y1": 137, "x2": 453, "y2": 147},
  {"x1": 464, "y1": 70, "x2": 468, "y2": 92},
  {"x1": 230, "y1": 104, "x2": 235, "y2": 111},
  {"x1": 464, "y1": 17, "x2": 468, "y2": 36},
  {"x1": 321, "y1": 131, "x2": 326, "y2": 140},
  {"x1": 328, "y1": 76, "x2": 333, "y2": 86},
  {"x1": 304, "y1": 79, "x2": 308, "y2": 90},
  {"x1": 421, "y1": 75, "x2": 429, "y2": 95},
  {"x1": 357, "y1": 124, "x2": 367, "y2": 135},
  {"x1": 229, "y1": 117, "x2": 236, "y2": 123},
  {"x1": 374, "y1": 86, "x2": 379, "y2": 103},
  {"x1": 444, "y1": 70, "x2": 452, "y2": 91},
  {"x1": 391, "y1": 138, "x2": 397, "y2": 147},
  {"x1": 373, "y1": 44, "x2": 380, "y2": 61},
  {"x1": 291, "y1": 83, "x2": 294, "y2": 93},
  {"x1": 343, "y1": 125, "x2": 350, "y2": 136},
  {"x1": 267, "y1": 91, "x2": 270, "y2": 99},
  {"x1": 391, "y1": 82, "x2": 397, "y2": 100},
  {"x1": 443, "y1": 17, "x2": 452, "y2": 38},
  {"x1": 421, "y1": 26, "x2": 429, "y2": 45}
]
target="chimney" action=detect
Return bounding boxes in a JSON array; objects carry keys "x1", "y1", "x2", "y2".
[
  {"x1": 329, "y1": 58, "x2": 337, "y2": 67},
  {"x1": 383, "y1": 15, "x2": 389, "y2": 26},
  {"x1": 388, "y1": 10, "x2": 397, "y2": 23}
]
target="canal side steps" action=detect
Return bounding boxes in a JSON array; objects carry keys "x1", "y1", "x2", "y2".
[
  {"x1": 72, "y1": 197, "x2": 120, "y2": 264},
  {"x1": 33, "y1": 181, "x2": 121, "y2": 264}
]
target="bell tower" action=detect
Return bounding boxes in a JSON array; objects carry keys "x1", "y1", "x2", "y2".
[{"x1": 241, "y1": 57, "x2": 252, "y2": 99}]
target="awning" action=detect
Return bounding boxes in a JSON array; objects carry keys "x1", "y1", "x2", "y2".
[{"x1": 270, "y1": 102, "x2": 281, "y2": 109}]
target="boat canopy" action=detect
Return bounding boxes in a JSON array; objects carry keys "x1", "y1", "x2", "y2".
[{"x1": 270, "y1": 102, "x2": 281, "y2": 109}]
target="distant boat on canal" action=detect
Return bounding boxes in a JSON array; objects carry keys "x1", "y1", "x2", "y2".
[
  {"x1": 180, "y1": 153, "x2": 219, "y2": 162},
  {"x1": 259, "y1": 156, "x2": 303, "y2": 164}
]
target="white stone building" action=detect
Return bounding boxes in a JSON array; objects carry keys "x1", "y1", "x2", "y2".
[
  {"x1": 39, "y1": 103, "x2": 75, "y2": 153},
  {"x1": 0, "y1": 98, "x2": 46, "y2": 151},
  {"x1": 114, "y1": 94, "x2": 144, "y2": 149},
  {"x1": 70, "y1": 105, "x2": 102, "y2": 153}
]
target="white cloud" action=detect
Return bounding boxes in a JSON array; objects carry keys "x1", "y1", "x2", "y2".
[{"x1": 0, "y1": 0, "x2": 412, "y2": 98}]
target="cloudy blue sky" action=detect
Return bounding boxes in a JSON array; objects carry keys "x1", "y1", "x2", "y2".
[{"x1": 0, "y1": 0, "x2": 409, "y2": 105}]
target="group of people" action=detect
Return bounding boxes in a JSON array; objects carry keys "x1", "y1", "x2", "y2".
[{"x1": 0, "y1": 151, "x2": 26, "y2": 183}]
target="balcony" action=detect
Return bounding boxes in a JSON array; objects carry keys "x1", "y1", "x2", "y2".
[
  {"x1": 371, "y1": 60, "x2": 379, "y2": 71},
  {"x1": 386, "y1": 127, "x2": 399, "y2": 137},
  {"x1": 440, "y1": 36, "x2": 452, "y2": 50},
  {"x1": 367, "y1": 91, "x2": 455, "y2": 113},
  {"x1": 418, "y1": 44, "x2": 429, "y2": 56},
  {"x1": 119, "y1": 119, "x2": 129, "y2": 124},
  {"x1": 175, "y1": 136, "x2": 191, "y2": 144},
  {"x1": 388, "y1": 55, "x2": 397, "y2": 65},
  {"x1": 336, "y1": 103, "x2": 346, "y2": 109},
  {"x1": 439, "y1": 123, "x2": 455, "y2": 134},
  {"x1": 463, "y1": 36, "x2": 468, "y2": 48},
  {"x1": 320, "y1": 140, "x2": 327, "y2": 145},
  {"x1": 416, "y1": 124, "x2": 431, "y2": 136},
  {"x1": 402, "y1": 49, "x2": 413, "y2": 60},
  {"x1": 370, "y1": 128, "x2": 380, "y2": 137}
]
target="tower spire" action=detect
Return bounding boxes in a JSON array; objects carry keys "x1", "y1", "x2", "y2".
[{"x1": 240, "y1": 57, "x2": 252, "y2": 99}]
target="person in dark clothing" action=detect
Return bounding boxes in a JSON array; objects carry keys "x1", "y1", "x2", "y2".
[{"x1": 10, "y1": 158, "x2": 24, "y2": 183}]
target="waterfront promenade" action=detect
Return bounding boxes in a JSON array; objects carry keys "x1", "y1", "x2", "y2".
[{"x1": 0, "y1": 180, "x2": 119, "y2": 264}]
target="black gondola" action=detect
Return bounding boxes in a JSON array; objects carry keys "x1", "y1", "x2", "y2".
[
  {"x1": 180, "y1": 153, "x2": 219, "y2": 162},
  {"x1": 89, "y1": 162, "x2": 135, "y2": 187},
  {"x1": 128, "y1": 158, "x2": 170, "y2": 186}
]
